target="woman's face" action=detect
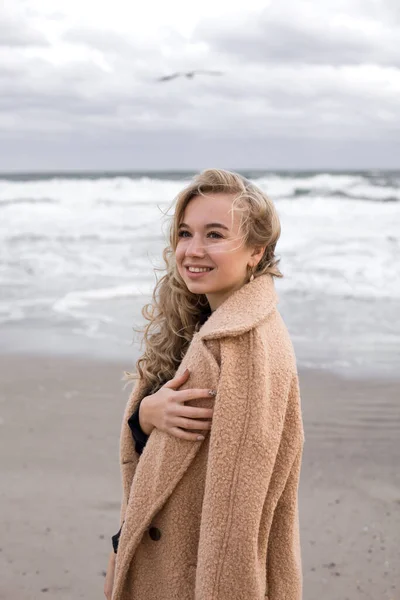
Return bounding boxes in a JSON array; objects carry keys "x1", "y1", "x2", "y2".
[{"x1": 175, "y1": 192, "x2": 262, "y2": 311}]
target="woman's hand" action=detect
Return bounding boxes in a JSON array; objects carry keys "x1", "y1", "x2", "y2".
[
  {"x1": 104, "y1": 551, "x2": 116, "y2": 600},
  {"x1": 139, "y1": 369, "x2": 215, "y2": 441}
]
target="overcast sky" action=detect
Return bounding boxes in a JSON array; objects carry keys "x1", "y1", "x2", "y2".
[{"x1": 1, "y1": 0, "x2": 400, "y2": 171}]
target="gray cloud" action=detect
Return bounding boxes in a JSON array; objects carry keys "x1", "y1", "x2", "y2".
[
  {"x1": 0, "y1": 13, "x2": 48, "y2": 47},
  {"x1": 63, "y1": 27, "x2": 142, "y2": 56},
  {"x1": 0, "y1": 0, "x2": 399, "y2": 170},
  {"x1": 194, "y1": 3, "x2": 400, "y2": 67}
]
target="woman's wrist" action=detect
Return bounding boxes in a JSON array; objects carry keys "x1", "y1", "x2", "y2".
[{"x1": 138, "y1": 396, "x2": 155, "y2": 436}]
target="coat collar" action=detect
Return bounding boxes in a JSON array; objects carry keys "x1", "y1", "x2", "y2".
[{"x1": 199, "y1": 273, "x2": 278, "y2": 340}]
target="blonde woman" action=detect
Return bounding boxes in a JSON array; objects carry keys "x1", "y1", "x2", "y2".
[{"x1": 104, "y1": 169, "x2": 304, "y2": 600}]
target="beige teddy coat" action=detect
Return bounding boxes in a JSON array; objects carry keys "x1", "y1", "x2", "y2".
[{"x1": 112, "y1": 274, "x2": 304, "y2": 600}]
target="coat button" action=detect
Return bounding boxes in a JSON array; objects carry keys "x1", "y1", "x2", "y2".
[{"x1": 149, "y1": 526, "x2": 161, "y2": 541}]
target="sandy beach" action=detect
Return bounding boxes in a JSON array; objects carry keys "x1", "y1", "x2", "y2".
[{"x1": 0, "y1": 353, "x2": 399, "y2": 600}]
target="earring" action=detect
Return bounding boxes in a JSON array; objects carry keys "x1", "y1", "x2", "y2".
[{"x1": 249, "y1": 267, "x2": 255, "y2": 282}]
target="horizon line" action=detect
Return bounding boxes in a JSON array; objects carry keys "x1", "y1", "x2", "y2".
[{"x1": 1, "y1": 167, "x2": 399, "y2": 177}]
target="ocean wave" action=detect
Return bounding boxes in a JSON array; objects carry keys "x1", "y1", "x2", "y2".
[
  {"x1": 1, "y1": 171, "x2": 399, "y2": 322},
  {"x1": 0, "y1": 283, "x2": 154, "y2": 325},
  {"x1": 5, "y1": 231, "x2": 164, "y2": 244},
  {"x1": 52, "y1": 284, "x2": 154, "y2": 315},
  {"x1": 330, "y1": 191, "x2": 398, "y2": 203},
  {"x1": 1, "y1": 171, "x2": 399, "y2": 207},
  {"x1": 0, "y1": 197, "x2": 58, "y2": 207},
  {"x1": 288, "y1": 188, "x2": 399, "y2": 202}
]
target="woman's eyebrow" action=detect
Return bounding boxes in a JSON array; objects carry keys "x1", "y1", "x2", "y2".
[{"x1": 179, "y1": 222, "x2": 229, "y2": 231}]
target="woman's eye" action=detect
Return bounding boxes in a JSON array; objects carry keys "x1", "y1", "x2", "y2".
[{"x1": 177, "y1": 230, "x2": 223, "y2": 239}]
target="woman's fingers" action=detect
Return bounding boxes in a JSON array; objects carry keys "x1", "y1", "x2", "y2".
[
  {"x1": 173, "y1": 417, "x2": 212, "y2": 431},
  {"x1": 164, "y1": 405, "x2": 213, "y2": 439},
  {"x1": 163, "y1": 368, "x2": 190, "y2": 389},
  {"x1": 161, "y1": 372, "x2": 216, "y2": 443},
  {"x1": 178, "y1": 406, "x2": 214, "y2": 419},
  {"x1": 174, "y1": 388, "x2": 217, "y2": 402},
  {"x1": 169, "y1": 426, "x2": 209, "y2": 441}
]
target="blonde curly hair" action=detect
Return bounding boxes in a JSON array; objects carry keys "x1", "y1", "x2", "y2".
[{"x1": 125, "y1": 168, "x2": 282, "y2": 394}]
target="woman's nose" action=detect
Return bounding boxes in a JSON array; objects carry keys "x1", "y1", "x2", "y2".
[{"x1": 185, "y1": 236, "x2": 205, "y2": 257}]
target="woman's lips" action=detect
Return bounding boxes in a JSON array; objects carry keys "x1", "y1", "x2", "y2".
[{"x1": 185, "y1": 267, "x2": 214, "y2": 279}]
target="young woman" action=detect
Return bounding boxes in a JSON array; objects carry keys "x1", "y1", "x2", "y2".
[{"x1": 104, "y1": 169, "x2": 304, "y2": 600}]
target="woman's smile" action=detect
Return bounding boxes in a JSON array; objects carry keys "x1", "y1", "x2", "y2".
[{"x1": 184, "y1": 265, "x2": 215, "y2": 279}]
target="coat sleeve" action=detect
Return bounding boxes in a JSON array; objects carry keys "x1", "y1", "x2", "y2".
[
  {"x1": 266, "y1": 446, "x2": 303, "y2": 599},
  {"x1": 195, "y1": 331, "x2": 302, "y2": 600},
  {"x1": 118, "y1": 377, "x2": 149, "y2": 527}
]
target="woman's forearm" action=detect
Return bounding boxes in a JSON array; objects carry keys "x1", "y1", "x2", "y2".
[{"x1": 138, "y1": 396, "x2": 155, "y2": 436}]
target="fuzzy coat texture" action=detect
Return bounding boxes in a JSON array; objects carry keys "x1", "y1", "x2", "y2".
[{"x1": 112, "y1": 274, "x2": 304, "y2": 600}]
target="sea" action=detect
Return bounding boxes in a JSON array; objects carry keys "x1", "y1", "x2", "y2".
[{"x1": 0, "y1": 170, "x2": 399, "y2": 378}]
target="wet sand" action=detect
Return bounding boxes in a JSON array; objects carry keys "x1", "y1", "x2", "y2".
[{"x1": 0, "y1": 354, "x2": 399, "y2": 600}]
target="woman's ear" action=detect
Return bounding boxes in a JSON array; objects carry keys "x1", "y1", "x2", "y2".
[{"x1": 251, "y1": 246, "x2": 266, "y2": 266}]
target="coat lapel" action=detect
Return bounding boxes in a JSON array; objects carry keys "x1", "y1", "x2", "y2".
[{"x1": 113, "y1": 274, "x2": 279, "y2": 599}]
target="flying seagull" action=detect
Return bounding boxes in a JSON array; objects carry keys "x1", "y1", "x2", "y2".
[{"x1": 156, "y1": 70, "x2": 224, "y2": 82}]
